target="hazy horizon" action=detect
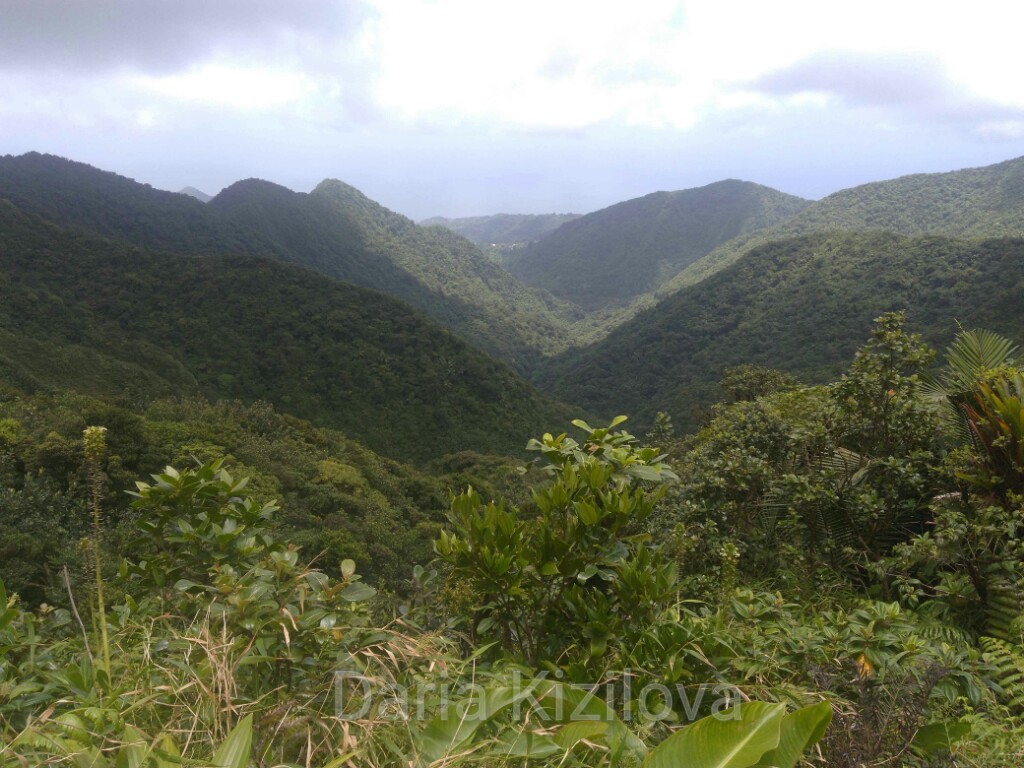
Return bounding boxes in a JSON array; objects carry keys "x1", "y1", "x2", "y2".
[{"x1": 3, "y1": 1, "x2": 1024, "y2": 219}]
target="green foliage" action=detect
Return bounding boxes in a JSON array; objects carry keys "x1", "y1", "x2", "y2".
[
  {"x1": 435, "y1": 418, "x2": 679, "y2": 668},
  {"x1": 0, "y1": 388, "x2": 532, "y2": 601},
  {"x1": 959, "y1": 373, "x2": 1024, "y2": 496},
  {"x1": 0, "y1": 452, "x2": 834, "y2": 768},
  {"x1": 0, "y1": 200, "x2": 573, "y2": 461},
  {"x1": 122, "y1": 460, "x2": 280, "y2": 591},
  {"x1": 980, "y1": 636, "x2": 1024, "y2": 714},
  {"x1": 540, "y1": 231, "x2": 1024, "y2": 433},
  {"x1": 663, "y1": 153, "x2": 1024, "y2": 293},
  {"x1": 663, "y1": 315, "x2": 943, "y2": 589},
  {"x1": 720, "y1": 364, "x2": 799, "y2": 403},
  {"x1": 0, "y1": 152, "x2": 578, "y2": 369}
]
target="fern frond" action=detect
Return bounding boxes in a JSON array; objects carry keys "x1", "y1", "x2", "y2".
[{"x1": 980, "y1": 636, "x2": 1024, "y2": 714}]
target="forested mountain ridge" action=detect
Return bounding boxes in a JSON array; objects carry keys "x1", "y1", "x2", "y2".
[
  {"x1": 0, "y1": 199, "x2": 573, "y2": 461},
  {"x1": 420, "y1": 212, "x2": 582, "y2": 249},
  {"x1": 663, "y1": 154, "x2": 1024, "y2": 293},
  {"x1": 506, "y1": 179, "x2": 809, "y2": 310},
  {"x1": 0, "y1": 151, "x2": 259, "y2": 254},
  {"x1": 0, "y1": 152, "x2": 577, "y2": 370},
  {"x1": 536, "y1": 229, "x2": 1024, "y2": 430}
]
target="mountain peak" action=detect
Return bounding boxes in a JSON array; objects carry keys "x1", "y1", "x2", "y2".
[
  {"x1": 312, "y1": 178, "x2": 373, "y2": 204},
  {"x1": 177, "y1": 186, "x2": 211, "y2": 203},
  {"x1": 208, "y1": 178, "x2": 298, "y2": 209}
]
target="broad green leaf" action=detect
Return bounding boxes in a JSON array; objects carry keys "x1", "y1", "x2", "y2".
[
  {"x1": 494, "y1": 729, "x2": 564, "y2": 758},
  {"x1": 211, "y1": 714, "x2": 253, "y2": 768},
  {"x1": 911, "y1": 720, "x2": 972, "y2": 757},
  {"x1": 340, "y1": 581, "x2": 377, "y2": 602},
  {"x1": 644, "y1": 702, "x2": 785, "y2": 768},
  {"x1": 553, "y1": 720, "x2": 611, "y2": 749},
  {"x1": 115, "y1": 726, "x2": 149, "y2": 768},
  {"x1": 576, "y1": 501, "x2": 600, "y2": 525},
  {"x1": 151, "y1": 734, "x2": 182, "y2": 768},
  {"x1": 753, "y1": 701, "x2": 832, "y2": 768},
  {"x1": 415, "y1": 683, "x2": 539, "y2": 764}
]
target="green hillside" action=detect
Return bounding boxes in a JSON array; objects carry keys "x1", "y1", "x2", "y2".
[
  {"x1": 537, "y1": 230, "x2": 1024, "y2": 430},
  {"x1": 420, "y1": 212, "x2": 581, "y2": 247},
  {"x1": 0, "y1": 153, "x2": 576, "y2": 370},
  {"x1": 212, "y1": 178, "x2": 579, "y2": 368},
  {"x1": 507, "y1": 180, "x2": 808, "y2": 310},
  {"x1": 0, "y1": 151, "x2": 259, "y2": 254},
  {"x1": 0, "y1": 387, "x2": 534, "y2": 598},
  {"x1": 0, "y1": 200, "x2": 573, "y2": 461},
  {"x1": 664, "y1": 155, "x2": 1024, "y2": 293}
]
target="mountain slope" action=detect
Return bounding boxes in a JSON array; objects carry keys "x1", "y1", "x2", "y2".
[
  {"x1": 537, "y1": 230, "x2": 1024, "y2": 430},
  {"x1": 0, "y1": 199, "x2": 573, "y2": 461},
  {"x1": 665, "y1": 155, "x2": 1024, "y2": 293},
  {"x1": 0, "y1": 152, "x2": 576, "y2": 370},
  {"x1": 0, "y1": 151, "x2": 258, "y2": 254},
  {"x1": 507, "y1": 180, "x2": 809, "y2": 310},
  {"x1": 209, "y1": 178, "x2": 578, "y2": 368}
]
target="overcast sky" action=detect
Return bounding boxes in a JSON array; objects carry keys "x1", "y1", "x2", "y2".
[{"x1": 2, "y1": 0, "x2": 1024, "y2": 219}]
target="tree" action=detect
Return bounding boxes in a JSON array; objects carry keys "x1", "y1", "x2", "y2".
[{"x1": 434, "y1": 418, "x2": 679, "y2": 670}]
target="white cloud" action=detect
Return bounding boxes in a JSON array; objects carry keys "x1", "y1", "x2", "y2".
[
  {"x1": 365, "y1": 0, "x2": 1024, "y2": 131},
  {"x1": 134, "y1": 65, "x2": 314, "y2": 112}
]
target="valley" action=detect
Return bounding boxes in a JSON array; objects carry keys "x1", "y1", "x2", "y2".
[{"x1": 3, "y1": 150, "x2": 1024, "y2": 766}]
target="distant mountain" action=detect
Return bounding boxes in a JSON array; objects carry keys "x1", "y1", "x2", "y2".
[
  {"x1": 506, "y1": 180, "x2": 809, "y2": 311},
  {"x1": 0, "y1": 199, "x2": 574, "y2": 461},
  {"x1": 421, "y1": 213, "x2": 581, "y2": 248},
  {"x1": 0, "y1": 153, "x2": 576, "y2": 370},
  {"x1": 178, "y1": 186, "x2": 212, "y2": 202},
  {"x1": 666, "y1": 155, "x2": 1024, "y2": 293},
  {"x1": 210, "y1": 178, "x2": 578, "y2": 368},
  {"x1": 536, "y1": 230, "x2": 1024, "y2": 431}
]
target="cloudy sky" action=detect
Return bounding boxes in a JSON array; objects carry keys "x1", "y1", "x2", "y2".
[{"x1": 2, "y1": 0, "x2": 1024, "y2": 218}]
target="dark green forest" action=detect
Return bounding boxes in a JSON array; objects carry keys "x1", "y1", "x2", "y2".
[
  {"x1": 660, "y1": 154, "x2": 1024, "y2": 295},
  {"x1": 0, "y1": 200, "x2": 572, "y2": 460},
  {"x1": 0, "y1": 153, "x2": 578, "y2": 371},
  {"x1": 2, "y1": 152, "x2": 1024, "y2": 766},
  {"x1": 539, "y1": 231, "x2": 1024, "y2": 431}
]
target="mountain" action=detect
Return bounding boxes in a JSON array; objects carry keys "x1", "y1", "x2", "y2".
[
  {"x1": 420, "y1": 213, "x2": 581, "y2": 248},
  {"x1": 209, "y1": 177, "x2": 578, "y2": 368},
  {"x1": 506, "y1": 180, "x2": 809, "y2": 311},
  {"x1": 178, "y1": 186, "x2": 212, "y2": 202},
  {"x1": 665, "y1": 155, "x2": 1024, "y2": 293},
  {"x1": 0, "y1": 151, "x2": 258, "y2": 254},
  {"x1": 536, "y1": 230, "x2": 1024, "y2": 431},
  {"x1": 0, "y1": 152, "x2": 576, "y2": 370},
  {"x1": 0, "y1": 199, "x2": 573, "y2": 461}
]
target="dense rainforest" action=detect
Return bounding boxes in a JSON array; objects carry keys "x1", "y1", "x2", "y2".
[
  {"x1": 538, "y1": 231, "x2": 1024, "y2": 431},
  {"x1": 0, "y1": 201, "x2": 572, "y2": 461},
  {"x1": 2, "y1": 152, "x2": 1024, "y2": 766},
  {"x1": 0, "y1": 153, "x2": 577, "y2": 371}
]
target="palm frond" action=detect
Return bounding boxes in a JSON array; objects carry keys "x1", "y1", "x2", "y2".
[{"x1": 943, "y1": 328, "x2": 1020, "y2": 391}]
